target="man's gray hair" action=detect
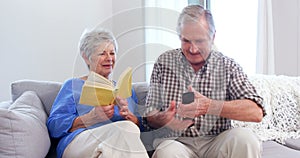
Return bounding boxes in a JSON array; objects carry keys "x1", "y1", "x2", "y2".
[
  {"x1": 79, "y1": 28, "x2": 118, "y2": 60},
  {"x1": 176, "y1": 5, "x2": 216, "y2": 39}
]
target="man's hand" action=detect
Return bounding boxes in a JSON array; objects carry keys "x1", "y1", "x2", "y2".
[
  {"x1": 177, "y1": 86, "x2": 217, "y2": 119},
  {"x1": 147, "y1": 101, "x2": 193, "y2": 131}
]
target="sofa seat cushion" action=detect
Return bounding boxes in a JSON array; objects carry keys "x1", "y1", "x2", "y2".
[
  {"x1": 262, "y1": 141, "x2": 300, "y2": 158},
  {"x1": 285, "y1": 138, "x2": 300, "y2": 150},
  {"x1": 0, "y1": 91, "x2": 50, "y2": 158}
]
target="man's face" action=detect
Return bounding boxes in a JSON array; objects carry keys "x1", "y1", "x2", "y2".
[{"x1": 180, "y1": 18, "x2": 214, "y2": 71}]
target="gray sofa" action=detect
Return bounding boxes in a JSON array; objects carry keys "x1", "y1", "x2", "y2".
[{"x1": 0, "y1": 74, "x2": 299, "y2": 158}]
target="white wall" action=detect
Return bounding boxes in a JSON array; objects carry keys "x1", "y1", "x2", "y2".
[
  {"x1": 0, "y1": 0, "x2": 113, "y2": 101},
  {"x1": 0, "y1": 0, "x2": 146, "y2": 101},
  {"x1": 1, "y1": 0, "x2": 300, "y2": 101},
  {"x1": 110, "y1": 0, "x2": 146, "y2": 83}
]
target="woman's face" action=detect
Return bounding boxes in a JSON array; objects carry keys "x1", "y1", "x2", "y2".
[{"x1": 88, "y1": 41, "x2": 116, "y2": 78}]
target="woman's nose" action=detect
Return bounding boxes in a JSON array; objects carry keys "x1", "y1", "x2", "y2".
[{"x1": 106, "y1": 53, "x2": 113, "y2": 60}]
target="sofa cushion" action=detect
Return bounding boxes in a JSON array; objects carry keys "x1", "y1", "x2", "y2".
[
  {"x1": 262, "y1": 141, "x2": 300, "y2": 158},
  {"x1": 285, "y1": 138, "x2": 300, "y2": 150},
  {"x1": 132, "y1": 82, "x2": 149, "y2": 105},
  {"x1": 132, "y1": 82, "x2": 149, "y2": 115},
  {"x1": 11, "y1": 79, "x2": 62, "y2": 116},
  {"x1": 0, "y1": 101, "x2": 12, "y2": 109},
  {"x1": 0, "y1": 91, "x2": 50, "y2": 158}
]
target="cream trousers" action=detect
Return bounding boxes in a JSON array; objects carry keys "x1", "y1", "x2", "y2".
[
  {"x1": 63, "y1": 121, "x2": 149, "y2": 158},
  {"x1": 152, "y1": 127, "x2": 262, "y2": 158}
]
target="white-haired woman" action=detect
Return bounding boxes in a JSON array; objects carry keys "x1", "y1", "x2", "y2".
[{"x1": 47, "y1": 28, "x2": 149, "y2": 158}]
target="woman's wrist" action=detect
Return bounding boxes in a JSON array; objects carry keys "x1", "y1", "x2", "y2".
[
  {"x1": 126, "y1": 113, "x2": 139, "y2": 126},
  {"x1": 69, "y1": 111, "x2": 100, "y2": 132},
  {"x1": 81, "y1": 108, "x2": 103, "y2": 126},
  {"x1": 69, "y1": 116, "x2": 86, "y2": 132}
]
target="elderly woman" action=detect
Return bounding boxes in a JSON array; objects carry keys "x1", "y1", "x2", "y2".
[{"x1": 47, "y1": 28, "x2": 149, "y2": 158}]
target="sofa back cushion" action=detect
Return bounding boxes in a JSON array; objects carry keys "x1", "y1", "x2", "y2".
[
  {"x1": 132, "y1": 82, "x2": 149, "y2": 105},
  {"x1": 11, "y1": 80, "x2": 62, "y2": 116}
]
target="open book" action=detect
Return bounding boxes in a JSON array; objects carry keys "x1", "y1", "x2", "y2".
[{"x1": 79, "y1": 67, "x2": 132, "y2": 106}]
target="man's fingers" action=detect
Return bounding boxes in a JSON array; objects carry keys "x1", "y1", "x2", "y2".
[
  {"x1": 178, "y1": 102, "x2": 201, "y2": 118},
  {"x1": 167, "y1": 101, "x2": 176, "y2": 112},
  {"x1": 167, "y1": 118, "x2": 194, "y2": 130},
  {"x1": 187, "y1": 85, "x2": 205, "y2": 99},
  {"x1": 187, "y1": 85, "x2": 194, "y2": 92}
]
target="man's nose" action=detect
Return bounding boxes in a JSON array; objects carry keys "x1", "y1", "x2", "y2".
[{"x1": 189, "y1": 42, "x2": 199, "y2": 53}]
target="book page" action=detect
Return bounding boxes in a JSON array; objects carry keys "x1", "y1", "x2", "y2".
[
  {"x1": 115, "y1": 67, "x2": 132, "y2": 98},
  {"x1": 87, "y1": 71, "x2": 114, "y2": 87},
  {"x1": 79, "y1": 85, "x2": 115, "y2": 106},
  {"x1": 84, "y1": 81, "x2": 113, "y2": 90},
  {"x1": 79, "y1": 68, "x2": 132, "y2": 106}
]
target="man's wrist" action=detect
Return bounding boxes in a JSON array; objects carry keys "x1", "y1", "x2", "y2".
[{"x1": 207, "y1": 100, "x2": 225, "y2": 116}]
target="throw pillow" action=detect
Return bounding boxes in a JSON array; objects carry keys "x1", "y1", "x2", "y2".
[{"x1": 0, "y1": 91, "x2": 50, "y2": 158}]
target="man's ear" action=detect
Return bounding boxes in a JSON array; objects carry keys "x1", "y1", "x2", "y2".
[
  {"x1": 82, "y1": 52, "x2": 91, "y2": 66},
  {"x1": 212, "y1": 31, "x2": 216, "y2": 41}
]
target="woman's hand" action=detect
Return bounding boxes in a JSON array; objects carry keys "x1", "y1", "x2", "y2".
[
  {"x1": 83, "y1": 105, "x2": 115, "y2": 125},
  {"x1": 69, "y1": 105, "x2": 115, "y2": 132},
  {"x1": 116, "y1": 96, "x2": 139, "y2": 125},
  {"x1": 92, "y1": 105, "x2": 115, "y2": 121}
]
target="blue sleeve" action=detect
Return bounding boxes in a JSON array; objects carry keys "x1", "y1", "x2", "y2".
[{"x1": 47, "y1": 79, "x2": 80, "y2": 138}]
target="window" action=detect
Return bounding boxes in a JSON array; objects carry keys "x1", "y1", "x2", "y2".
[
  {"x1": 144, "y1": 0, "x2": 258, "y2": 78},
  {"x1": 209, "y1": 0, "x2": 258, "y2": 75},
  {"x1": 144, "y1": 0, "x2": 188, "y2": 82}
]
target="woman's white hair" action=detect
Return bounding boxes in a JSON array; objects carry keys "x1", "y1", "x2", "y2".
[{"x1": 78, "y1": 28, "x2": 118, "y2": 60}]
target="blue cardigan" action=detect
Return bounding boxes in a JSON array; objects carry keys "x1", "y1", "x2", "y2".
[{"x1": 47, "y1": 78, "x2": 141, "y2": 158}]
